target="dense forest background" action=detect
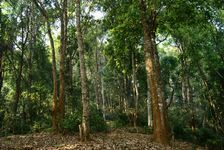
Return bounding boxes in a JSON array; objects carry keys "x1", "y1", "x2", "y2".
[{"x1": 0, "y1": 0, "x2": 224, "y2": 149}]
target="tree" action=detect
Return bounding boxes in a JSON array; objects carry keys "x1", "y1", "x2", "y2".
[
  {"x1": 76, "y1": 0, "x2": 90, "y2": 141},
  {"x1": 32, "y1": 0, "x2": 59, "y2": 132},
  {"x1": 0, "y1": 0, "x2": 7, "y2": 93},
  {"x1": 139, "y1": 0, "x2": 171, "y2": 144},
  {"x1": 58, "y1": 0, "x2": 68, "y2": 121}
]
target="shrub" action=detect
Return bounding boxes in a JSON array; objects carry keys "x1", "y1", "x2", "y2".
[
  {"x1": 90, "y1": 106, "x2": 108, "y2": 132},
  {"x1": 117, "y1": 112, "x2": 129, "y2": 126},
  {"x1": 60, "y1": 112, "x2": 81, "y2": 133},
  {"x1": 136, "y1": 111, "x2": 148, "y2": 127},
  {"x1": 196, "y1": 127, "x2": 224, "y2": 149},
  {"x1": 61, "y1": 105, "x2": 108, "y2": 133}
]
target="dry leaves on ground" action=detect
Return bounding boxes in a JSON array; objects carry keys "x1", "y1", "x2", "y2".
[{"x1": 0, "y1": 129, "x2": 204, "y2": 150}]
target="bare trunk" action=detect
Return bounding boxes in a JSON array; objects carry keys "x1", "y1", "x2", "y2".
[
  {"x1": 179, "y1": 46, "x2": 189, "y2": 105},
  {"x1": 139, "y1": 0, "x2": 170, "y2": 145},
  {"x1": 123, "y1": 75, "x2": 128, "y2": 112},
  {"x1": 94, "y1": 48, "x2": 102, "y2": 110},
  {"x1": 0, "y1": 49, "x2": 3, "y2": 92},
  {"x1": 0, "y1": 0, "x2": 4, "y2": 93},
  {"x1": 101, "y1": 76, "x2": 106, "y2": 120},
  {"x1": 59, "y1": 0, "x2": 68, "y2": 121},
  {"x1": 32, "y1": 0, "x2": 59, "y2": 132},
  {"x1": 13, "y1": 21, "x2": 26, "y2": 116},
  {"x1": 48, "y1": 21, "x2": 59, "y2": 133},
  {"x1": 76, "y1": 0, "x2": 90, "y2": 141},
  {"x1": 132, "y1": 52, "x2": 138, "y2": 128},
  {"x1": 13, "y1": 60, "x2": 23, "y2": 115},
  {"x1": 0, "y1": 2, "x2": 3, "y2": 92},
  {"x1": 147, "y1": 78, "x2": 153, "y2": 128}
]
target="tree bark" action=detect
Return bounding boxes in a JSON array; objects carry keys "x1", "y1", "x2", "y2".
[
  {"x1": 13, "y1": 12, "x2": 27, "y2": 116},
  {"x1": 132, "y1": 52, "x2": 138, "y2": 128},
  {"x1": 147, "y1": 78, "x2": 153, "y2": 128},
  {"x1": 76, "y1": 0, "x2": 90, "y2": 141},
  {"x1": 101, "y1": 76, "x2": 106, "y2": 120},
  {"x1": 59, "y1": 0, "x2": 68, "y2": 121},
  {"x1": 32, "y1": 0, "x2": 59, "y2": 133},
  {"x1": 94, "y1": 48, "x2": 102, "y2": 110},
  {"x1": 0, "y1": 4, "x2": 3, "y2": 92},
  {"x1": 0, "y1": 45, "x2": 3, "y2": 92},
  {"x1": 13, "y1": 52, "x2": 23, "y2": 116},
  {"x1": 139, "y1": 0, "x2": 170, "y2": 145}
]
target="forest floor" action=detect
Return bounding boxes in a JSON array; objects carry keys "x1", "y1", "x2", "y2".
[{"x1": 0, "y1": 128, "x2": 204, "y2": 150}]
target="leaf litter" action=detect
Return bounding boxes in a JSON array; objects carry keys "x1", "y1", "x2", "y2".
[{"x1": 0, "y1": 129, "x2": 204, "y2": 150}]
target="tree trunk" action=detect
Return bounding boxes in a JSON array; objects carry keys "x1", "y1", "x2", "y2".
[
  {"x1": 0, "y1": 47, "x2": 3, "y2": 92},
  {"x1": 32, "y1": 0, "x2": 59, "y2": 133},
  {"x1": 101, "y1": 76, "x2": 106, "y2": 120},
  {"x1": 147, "y1": 78, "x2": 153, "y2": 128},
  {"x1": 132, "y1": 52, "x2": 138, "y2": 128},
  {"x1": 13, "y1": 59, "x2": 23, "y2": 116},
  {"x1": 76, "y1": 0, "x2": 90, "y2": 141},
  {"x1": 94, "y1": 48, "x2": 102, "y2": 110},
  {"x1": 179, "y1": 45, "x2": 190, "y2": 105},
  {"x1": 59, "y1": 0, "x2": 68, "y2": 121},
  {"x1": 13, "y1": 17, "x2": 26, "y2": 116},
  {"x1": 0, "y1": 1, "x2": 3, "y2": 92},
  {"x1": 139, "y1": 0, "x2": 170, "y2": 145}
]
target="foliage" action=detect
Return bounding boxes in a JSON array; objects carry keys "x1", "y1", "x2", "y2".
[
  {"x1": 60, "y1": 112, "x2": 81, "y2": 133},
  {"x1": 90, "y1": 105, "x2": 108, "y2": 132},
  {"x1": 60, "y1": 105, "x2": 108, "y2": 133}
]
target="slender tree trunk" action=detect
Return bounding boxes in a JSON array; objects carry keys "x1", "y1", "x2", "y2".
[
  {"x1": 100, "y1": 55, "x2": 106, "y2": 120},
  {"x1": 59, "y1": 0, "x2": 68, "y2": 121},
  {"x1": 123, "y1": 75, "x2": 128, "y2": 112},
  {"x1": 132, "y1": 52, "x2": 138, "y2": 128},
  {"x1": 147, "y1": 78, "x2": 153, "y2": 128},
  {"x1": 13, "y1": 19, "x2": 26, "y2": 116},
  {"x1": 32, "y1": 0, "x2": 59, "y2": 132},
  {"x1": 0, "y1": 47, "x2": 3, "y2": 92},
  {"x1": 13, "y1": 57, "x2": 23, "y2": 116},
  {"x1": 76, "y1": 0, "x2": 90, "y2": 141},
  {"x1": 0, "y1": 0, "x2": 3, "y2": 93},
  {"x1": 101, "y1": 76, "x2": 106, "y2": 120},
  {"x1": 139, "y1": 0, "x2": 170, "y2": 145},
  {"x1": 48, "y1": 20, "x2": 59, "y2": 133},
  {"x1": 179, "y1": 45, "x2": 189, "y2": 105},
  {"x1": 94, "y1": 48, "x2": 101, "y2": 109},
  {"x1": 0, "y1": 60, "x2": 2, "y2": 92}
]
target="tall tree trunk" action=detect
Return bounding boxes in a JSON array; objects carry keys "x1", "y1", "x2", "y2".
[
  {"x1": 13, "y1": 15, "x2": 26, "y2": 116},
  {"x1": 76, "y1": 0, "x2": 90, "y2": 141},
  {"x1": 132, "y1": 52, "x2": 138, "y2": 128},
  {"x1": 139, "y1": 0, "x2": 170, "y2": 145},
  {"x1": 48, "y1": 20, "x2": 59, "y2": 133},
  {"x1": 59, "y1": 0, "x2": 68, "y2": 121},
  {"x1": 13, "y1": 54, "x2": 23, "y2": 116},
  {"x1": 32, "y1": 0, "x2": 59, "y2": 133},
  {"x1": 0, "y1": 4, "x2": 3, "y2": 93},
  {"x1": 94, "y1": 48, "x2": 102, "y2": 110},
  {"x1": 179, "y1": 45, "x2": 190, "y2": 105},
  {"x1": 100, "y1": 55, "x2": 106, "y2": 120},
  {"x1": 147, "y1": 78, "x2": 153, "y2": 128},
  {"x1": 0, "y1": 46, "x2": 3, "y2": 92},
  {"x1": 101, "y1": 76, "x2": 106, "y2": 120}
]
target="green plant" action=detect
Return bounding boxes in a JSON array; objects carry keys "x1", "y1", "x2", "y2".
[
  {"x1": 60, "y1": 112, "x2": 81, "y2": 133},
  {"x1": 90, "y1": 106, "x2": 108, "y2": 132}
]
